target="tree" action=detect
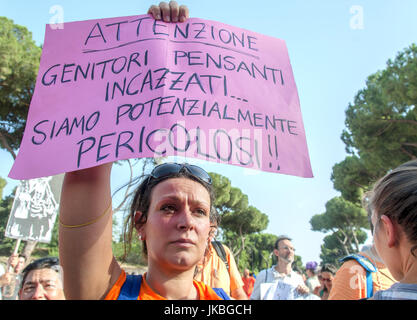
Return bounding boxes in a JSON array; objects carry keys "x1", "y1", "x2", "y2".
[
  {"x1": 331, "y1": 155, "x2": 380, "y2": 205},
  {"x1": 0, "y1": 17, "x2": 41, "y2": 259},
  {"x1": 292, "y1": 255, "x2": 305, "y2": 274},
  {"x1": 209, "y1": 172, "x2": 268, "y2": 264},
  {"x1": 323, "y1": 44, "x2": 417, "y2": 264},
  {"x1": 209, "y1": 172, "x2": 249, "y2": 214},
  {"x1": 0, "y1": 17, "x2": 41, "y2": 159},
  {"x1": 319, "y1": 230, "x2": 367, "y2": 266},
  {"x1": 242, "y1": 233, "x2": 277, "y2": 273},
  {"x1": 221, "y1": 205, "x2": 268, "y2": 263},
  {"x1": 310, "y1": 196, "x2": 369, "y2": 264},
  {"x1": 209, "y1": 172, "x2": 232, "y2": 209},
  {"x1": 341, "y1": 44, "x2": 417, "y2": 176}
]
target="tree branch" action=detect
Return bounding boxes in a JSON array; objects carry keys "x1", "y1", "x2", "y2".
[
  {"x1": 0, "y1": 131, "x2": 16, "y2": 159},
  {"x1": 400, "y1": 147, "x2": 416, "y2": 159},
  {"x1": 374, "y1": 123, "x2": 393, "y2": 137},
  {"x1": 402, "y1": 142, "x2": 417, "y2": 148},
  {"x1": 380, "y1": 119, "x2": 417, "y2": 125}
]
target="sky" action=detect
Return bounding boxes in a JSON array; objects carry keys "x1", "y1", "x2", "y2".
[{"x1": 1, "y1": 0, "x2": 417, "y2": 265}]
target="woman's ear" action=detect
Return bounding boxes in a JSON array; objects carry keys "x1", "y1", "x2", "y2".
[{"x1": 380, "y1": 215, "x2": 397, "y2": 248}]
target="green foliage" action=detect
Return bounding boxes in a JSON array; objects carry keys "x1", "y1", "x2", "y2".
[
  {"x1": 311, "y1": 197, "x2": 368, "y2": 232},
  {"x1": 209, "y1": 171, "x2": 269, "y2": 266},
  {"x1": 0, "y1": 17, "x2": 41, "y2": 155},
  {"x1": 0, "y1": 179, "x2": 17, "y2": 254},
  {"x1": 331, "y1": 156, "x2": 378, "y2": 205},
  {"x1": 311, "y1": 196, "x2": 369, "y2": 264},
  {"x1": 235, "y1": 233, "x2": 277, "y2": 273},
  {"x1": 320, "y1": 44, "x2": 417, "y2": 265},
  {"x1": 0, "y1": 177, "x2": 5, "y2": 199},
  {"x1": 292, "y1": 255, "x2": 305, "y2": 274},
  {"x1": 319, "y1": 229, "x2": 368, "y2": 266},
  {"x1": 221, "y1": 205, "x2": 268, "y2": 236},
  {"x1": 342, "y1": 43, "x2": 417, "y2": 174},
  {"x1": 209, "y1": 172, "x2": 232, "y2": 209},
  {"x1": 112, "y1": 236, "x2": 147, "y2": 266}
]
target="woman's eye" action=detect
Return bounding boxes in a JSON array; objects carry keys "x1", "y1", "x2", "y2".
[
  {"x1": 161, "y1": 205, "x2": 176, "y2": 213},
  {"x1": 195, "y1": 209, "x2": 208, "y2": 216}
]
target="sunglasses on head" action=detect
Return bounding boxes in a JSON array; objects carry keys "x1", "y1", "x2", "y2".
[{"x1": 149, "y1": 163, "x2": 212, "y2": 185}]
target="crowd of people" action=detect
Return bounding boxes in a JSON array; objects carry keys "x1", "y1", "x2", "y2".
[
  {"x1": 1, "y1": 156, "x2": 416, "y2": 300},
  {"x1": 1, "y1": 1, "x2": 416, "y2": 301}
]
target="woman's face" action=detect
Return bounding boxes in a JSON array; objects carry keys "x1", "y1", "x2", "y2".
[
  {"x1": 321, "y1": 272, "x2": 334, "y2": 291},
  {"x1": 140, "y1": 177, "x2": 211, "y2": 271}
]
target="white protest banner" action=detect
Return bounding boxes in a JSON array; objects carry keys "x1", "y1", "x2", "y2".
[{"x1": 5, "y1": 174, "x2": 64, "y2": 243}]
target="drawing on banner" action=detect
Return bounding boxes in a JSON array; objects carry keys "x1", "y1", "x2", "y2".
[{"x1": 5, "y1": 175, "x2": 63, "y2": 243}]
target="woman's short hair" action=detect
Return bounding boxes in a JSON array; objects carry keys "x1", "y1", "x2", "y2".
[{"x1": 368, "y1": 160, "x2": 417, "y2": 257}]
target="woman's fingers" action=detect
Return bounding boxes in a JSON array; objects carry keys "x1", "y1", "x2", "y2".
[{"x1": 148, "y1": 1, "x2": 189, "y2": 22}]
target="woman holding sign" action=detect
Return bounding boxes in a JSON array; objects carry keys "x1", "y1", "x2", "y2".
[
  {"x1": 59, "y1": 2, "x2": 229, "y2": 300},
  {"x1": 59, "y1": 161, "x2": 229, "y2": 300}
]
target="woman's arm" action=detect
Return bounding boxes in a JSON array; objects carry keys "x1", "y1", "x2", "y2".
[
  {"x1": 58, "y1": 1, "x2": 189, "y2": 300},
  {"x1": 59, "y1": 163, "x2": 121, "y2": 299}
]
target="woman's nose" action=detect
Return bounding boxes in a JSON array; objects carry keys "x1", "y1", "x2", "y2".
[{"x1": 176, "y1": 208, "x2": 195, "y2": 230}]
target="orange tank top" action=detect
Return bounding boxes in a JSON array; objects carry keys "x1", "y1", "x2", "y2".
[{"x1": 105, "y1": 270, "x2": 224, "y2": 300}]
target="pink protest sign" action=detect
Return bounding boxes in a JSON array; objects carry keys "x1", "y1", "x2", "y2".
[{"x1": 9, "y1": 14, "x2": 313, "y2": 179}]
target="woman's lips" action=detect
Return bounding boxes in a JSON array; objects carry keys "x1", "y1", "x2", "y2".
[{"x1": 171, "y1": 238, "x2": 195, "y2": 247}]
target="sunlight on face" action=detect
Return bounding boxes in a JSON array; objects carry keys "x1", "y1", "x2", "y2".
[{"x1": 143, "y1": 178, "x2": 211, "y2": 271}]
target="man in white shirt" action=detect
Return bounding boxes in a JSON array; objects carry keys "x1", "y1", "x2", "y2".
[{"x1": 251, "y1": 235, "x2": 312, "y2": 300}]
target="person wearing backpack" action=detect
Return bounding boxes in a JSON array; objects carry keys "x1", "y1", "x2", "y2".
[
  {"x1": 329, "y1": 205, "x2": 396, "y2": 300},
  {"x1": 329, "y1": 244, "x2": 396, "y2": 300},
  {"x1": 194, "y1": 240, "x2": 248, "y2": 299}
]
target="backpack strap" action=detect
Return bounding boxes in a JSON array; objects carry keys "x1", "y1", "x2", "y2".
[
  {"x1": 211, "y1": 241, "x2": 230, "y2": 272},
  {"x1": 213, "y1": 287, "x2": 231, "y2": 300},
  {"x1": 117, "y1": 274, "x2": 230, "y2": 300},
  {"x1": 117, "y1": 274, "x2": 142, "y2": 300},
  {"x1": 339, "y1": 254, "x2": 377, "y2": 298}
]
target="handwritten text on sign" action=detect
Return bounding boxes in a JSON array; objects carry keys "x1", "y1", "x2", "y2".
[{"x1": 9, "y1": 15, "x2": 313, "y2": 179}]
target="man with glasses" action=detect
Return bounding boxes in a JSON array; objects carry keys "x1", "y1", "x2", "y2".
[
  {"x1": 250, "y1": 235, "x2": 310, "y2": 300},
  {"x1": 19, "y1": 257, "x2": 65, "y2": 300}
]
